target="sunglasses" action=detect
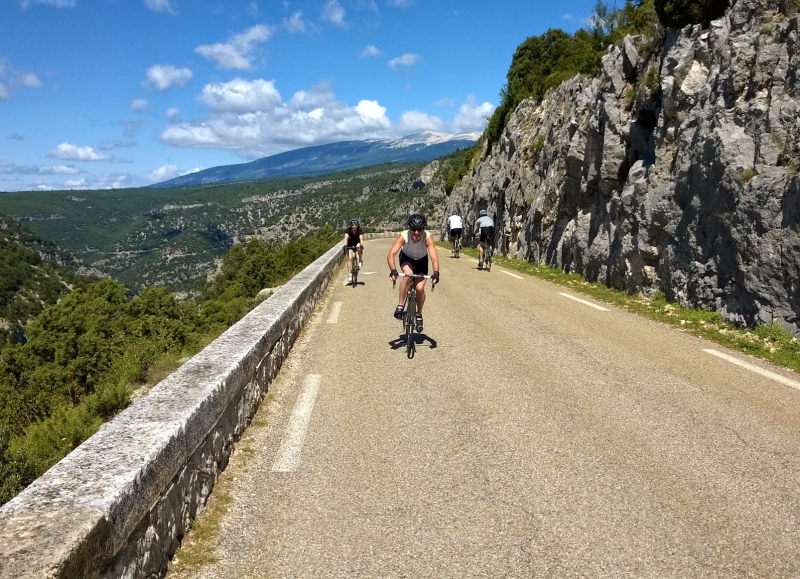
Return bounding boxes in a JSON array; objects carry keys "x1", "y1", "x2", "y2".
[{"x1": 410, "y1": 228, "x2": 423, "y2": 233}]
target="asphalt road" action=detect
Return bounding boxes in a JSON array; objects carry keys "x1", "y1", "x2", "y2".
[{"x1": 169, "y1": 237, "x2": 800, "y2": 579}]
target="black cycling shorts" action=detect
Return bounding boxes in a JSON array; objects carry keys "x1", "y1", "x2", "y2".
[
  {"x1": 399, "y1": 251, "x2": 429, "y2": 275},
  {"x1": 479, "y1": 226, "x2": 493, "y2": 243},
  {"x1": 449, "y1": 228, "x2": 462, "y2": 240}
]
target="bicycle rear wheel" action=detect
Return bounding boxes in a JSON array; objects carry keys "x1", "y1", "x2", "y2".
[
  {"x1": 351, "y1": 255, "x2": 358, "y2": 287},
  {"x1": 485, "y1": 246, "x2": 492, "y2": 271}
]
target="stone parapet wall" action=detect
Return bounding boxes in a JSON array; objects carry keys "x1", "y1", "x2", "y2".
[{"x1": 0, "y1": 241, "x2": 349, "y2": 579}]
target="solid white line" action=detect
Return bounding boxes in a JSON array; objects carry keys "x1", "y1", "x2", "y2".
[
  {"x1": 327, "y1": 302, "x2": 343, "y2": 324},
  {"x1": 558, "y1": 292, "x2": 610, "y2": 311},
  {"x1": 272, "y1": 374, "x2": 322, "y2": 472},
  {"x1": 702, "y1": 349, "x2": 800, "y2": 391},
  {"x1": 468, "y1": 259, "x2": 479, "y2": 263},
  {"x1": 501, "y1": 270, "x2": 525, "y2": 280}
]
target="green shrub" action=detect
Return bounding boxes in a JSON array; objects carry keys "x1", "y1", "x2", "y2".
[{"x1": 654, "y1": 0, "x2": 730, "y2": 28}]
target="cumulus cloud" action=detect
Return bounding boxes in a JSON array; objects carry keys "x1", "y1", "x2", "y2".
[
  {"x1": 49, "y1": 142, "x2": 112, "y2": 161},
  {"x1": 144, "y1": 0, "x2": 177, "y2": 14},
  {"x1": 0, "y1": 59, "x2": 42, "y2": 99},
  {"x1": 198, "y1": 78, "x2": 282, "y2": 112},
  {"x1": 21, "y1": 0, "x2": 76, "y2": 8},
  {"x1": 283, "y1": 11, "x2": 309, "y2": 33},
  {"x1": 387, "y1": 53, "x2": 419, "y2": 69},
  {"x1": 398, "y1": 110, "x2": 443, "y2": 133},
  {"x1": 195, "y1": 25, "x2": 273, "y2": 71},
  {"x1": 321, "y1": 0, "x2": 346, "y2": 27},
  {"x1": 144, "y1": 64, "x2": 192, "y2": 90},
  {"x1": 361, "y1": 45, "x2": 382, "y2": 58},
  {"x1": 130, "y1": 98, "x2": 149, "y2": 112},
  {"x1": 449, "y1": 95, "x2": 495, "y2": 133},
  {"x1": 148, "y1": 164, "x2": 180, "y2": 182},
  {"x1": 160, "y1": 81, "x2": 392, "y2": 156},
  {"x1": 165, "y1": 107, "x2": 181, "y2": 121}
]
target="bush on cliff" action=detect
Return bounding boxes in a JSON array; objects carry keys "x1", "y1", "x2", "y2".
[
  {"x1": 654, "y1": 0, "x2": 730, "y2": 28},
  {"x1": 485, "y1": 0, "x2": 659, "y2": 147}
]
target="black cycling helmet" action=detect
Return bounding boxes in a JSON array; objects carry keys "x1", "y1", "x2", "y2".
[
  {"x1": 407, "y1": 213, "x2": 427, "y2": 230},
  {"x1": 348, "y1": 218, "x2": 359, "y2": 227},
  {"x1": 479, "y1": 209, "x2": 487, "y2": 216}
]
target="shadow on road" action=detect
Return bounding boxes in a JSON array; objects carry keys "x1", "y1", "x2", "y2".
[{"x1": 388, "y1": 333, "x2": 437, "y2": 351}]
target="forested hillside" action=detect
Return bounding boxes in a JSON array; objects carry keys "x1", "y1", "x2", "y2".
[
  {"x1": 0, "y1": 162, "x2": 441, "y2": 293},
  {"x1": 0, "y1": 213, "x2": 99, "y2": 349}
]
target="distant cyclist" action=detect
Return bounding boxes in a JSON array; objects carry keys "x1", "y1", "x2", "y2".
[
  {"x1": 343, "y1": 218, "x2": 364, "y2": 284},
  {"x1": 387, "y1": 213, "x2": 440, "y2": 332},
  {"x1": 446, "y1": 213, "x2": 463, "y2": 253},
  {"x1": 474, "y1": 209, "x2": 494, "y2": 269}
]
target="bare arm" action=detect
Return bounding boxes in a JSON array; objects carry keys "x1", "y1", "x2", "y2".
[{"x1": 386, "y1": 234, "x2": 405, "y2": 271}]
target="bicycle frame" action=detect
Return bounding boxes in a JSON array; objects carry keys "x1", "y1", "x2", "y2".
[
  {"x1": 345, "y1": 246, "x2": 359, "y2": 287},
  {"x1": 394, "y1": 272, "x2": 433, "y2": 359}
]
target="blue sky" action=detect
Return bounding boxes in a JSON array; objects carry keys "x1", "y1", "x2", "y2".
[{"x1": 0, "y1": 0, "x2": 599, "y2": 192}]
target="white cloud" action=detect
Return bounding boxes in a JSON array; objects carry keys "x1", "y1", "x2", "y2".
[
  {"x1": 40, "y1": 165, "x2": 81, "y2": 175},
  {"x1": 387, "y1": 53, "x2": 419, "y2": 69},
  {"x1": 165, "y1": 107, "x2": 181, "y2": 120},
  {"x1": 149, "y1": 164, "x2": 180, "y2": 182},
  {"x1": 195, "y1": 25, "x2": 273, "y2": 71},
  {"x1": 199, "y1": 78, "x2": 282, "y2": 112},
  {"x1": 321, "y1": 0, "x2": 346, "y2": 27},
  {"x1": 130, "y1": 98, "x2": 149, "y2": 112},
  {"x1": 449, "y1": 95, "x2": 495, "y2": 133},
  {"x1": 21, "y1": 73, "x2": 41, "y2": 88},
  {"x1": 160, "y1": 82, "x2": 391, "y2": 156},
  {"x1": 49, "y1": 142, "x2": 112, "y2": 161},
  {"x1": 0, "y1": 162, "x2": 80, "y2": 175},
  {"x1": 98, "y1": 140, "x2": 137, "y2": 150},
  {"x1": 21, "y1": 0, "x2": 76, "y2": 8},
  {"x1": 398, "y1": 110, "x2": 443, "y2": 133},
  {"x1": 361, "y1": 45, "x2": 382, "y2": 58},
  {"x1": 562, "y1": 12, "x2": 574, "y2": 20},
  {"x1": 144, "y1": 64, "x2": 193, "y2": 90},
  {"x1": 144, "y1": 0, "x2": 177, "y2": 14},
  {"x1": 283, "y1": 11, "x2": 308, "y2": 33}
]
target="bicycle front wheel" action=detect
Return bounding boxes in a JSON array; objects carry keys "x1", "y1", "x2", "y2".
[{"x1": 405, "y1": 293, "x2": 416, "y2": 357}]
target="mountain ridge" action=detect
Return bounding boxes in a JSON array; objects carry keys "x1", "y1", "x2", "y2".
[{"x1": 151, "y1": 131, "x2": 479, "y2": 189}]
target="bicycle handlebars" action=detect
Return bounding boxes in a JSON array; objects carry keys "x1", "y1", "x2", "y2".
[{"x1": 392, "y1": 272, "x2": 435, "y2": 291}]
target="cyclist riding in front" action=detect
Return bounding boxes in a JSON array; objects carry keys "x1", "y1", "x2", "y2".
[
  {"x1": 474, "y1": 209, "x2": 494, "y2": 269},
  {"x1": 446, "y1": 213, "x2": 463, "y2": 254},
  {"x1": 343, "y1": 218, "x2": 365, "y2": 284},
  {"x1": 387, "y1": 213, "x2": 440, "y2": 332}
]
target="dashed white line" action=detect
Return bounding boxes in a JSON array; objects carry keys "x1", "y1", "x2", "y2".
[
  {"x1": 703, "y1": 349, "x2": 800, "y2": 391},
  {"x1": 327, "y1": 301, "x2": 343, "y2": 324},
  {"x1": 272, "y1": 374, "x2": 322, "y2": 472},
  {"x1": 558, "y1": 292, "x2": 610, "y2": 311},
  {"x1": 501, "y1": 270, "x2": 524, "y2": 280}
]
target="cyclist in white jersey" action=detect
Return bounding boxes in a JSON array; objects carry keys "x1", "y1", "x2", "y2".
[
  {"x1": 387, "y1": 213, "x2": 440, "y2": 332},
  {"x1": 446, "y1": 213, "x2": 463, "y2": 253}
]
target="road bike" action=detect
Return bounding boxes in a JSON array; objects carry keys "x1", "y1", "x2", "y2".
[
  {"x1": 393, "y1": 272, "x2": 434, "y2": 359},
  {"x1": 453, "y1": 236, "x2": 461, "y2": 259},
  {"x1": 484, "y1": 242, "x2": 493, "y2": 272},
  {"x1": 344, "y1": 246, "x2": 360, "y2": 287}
]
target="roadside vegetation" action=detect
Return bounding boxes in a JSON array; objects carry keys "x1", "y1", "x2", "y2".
[
  {"x1": 0, "y1": 226, "x2": 339, "y2": 506},
  {"x1": 444, "y1": 243, "x2": 800, "y2": 374}
]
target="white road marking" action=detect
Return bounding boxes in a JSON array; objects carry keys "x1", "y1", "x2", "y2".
[
  {"x1": 272, "y1": 374, "x2": 322, "y2": 472},
  {"x1": 327, "y1": 302, "x2": 343, "y2": 324},
  {"x1": 702, "y1": 349, "x2": 800, "y2": 391},
  {"x1": 501, "y1": 270, "x2": 525, "y2": 280},
  {"x1": 361, "y1": 271, "x2": 376, "y2": 275},
  {"x1": 558, "y1": 292, "x2": 610, "y2": 311},
  {"x1": 468, "y1": 259, "x2": 479, "y2": 263}
]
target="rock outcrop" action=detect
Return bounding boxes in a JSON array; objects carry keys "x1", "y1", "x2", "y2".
[{"x1": 445, "y1": 0, "x2": 800, "y2": 335}]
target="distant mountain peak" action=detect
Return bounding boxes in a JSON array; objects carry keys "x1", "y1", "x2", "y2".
[{"x1": 151, "y1": 132, "x2": 480, "y2": 188}]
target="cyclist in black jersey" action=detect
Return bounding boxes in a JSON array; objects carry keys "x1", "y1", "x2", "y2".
[{"x1": 343, "y1": 218, "x2": 364, "y2": 284}]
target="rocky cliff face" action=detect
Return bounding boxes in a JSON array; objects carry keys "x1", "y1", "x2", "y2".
[{"x1": 444, "y1": 0, "x2": 800, "y2": 335}]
